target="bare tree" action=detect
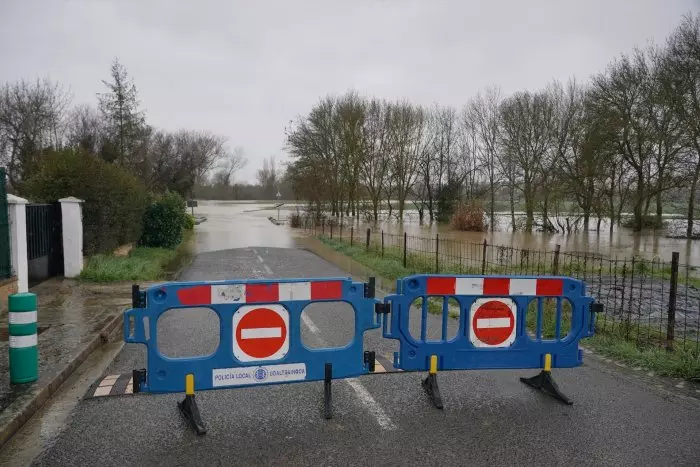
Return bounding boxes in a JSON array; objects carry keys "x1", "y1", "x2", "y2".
[
  {"x1": 67, "y1": 104, "x2": 103, "y2": 154},
  {"x1": 214, "y1": 146, "x2": 248, "y2": 186},
  {"x1": 666, "y1": 14, "x2": 700, "y2": 237},
  {"x1": 389, "y1": 102, "x2": 430, "y2": 221},
  {"x1": 361, "y1": 98, "x2": 390, "y2": 221},
  {"x1": 590, "y1": 51, "x2": 656, "y2": 231},
  {"x1": 468, "y1": 86, "x2": 501, "y2": 230},
  {"x1": 499, "y1": 90, "x2": 555, "y2": 231},
  {"x1": 0, "y1": 78, "x2": 71, "y2": 188}
]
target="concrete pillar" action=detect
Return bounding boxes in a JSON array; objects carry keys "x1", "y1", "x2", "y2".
[
  {"x1": 7, "y1": 194, "x2": 28, "y2": 293},
  {"x1": 59, "y1": 197, "x2": 84, "y2": 278}
]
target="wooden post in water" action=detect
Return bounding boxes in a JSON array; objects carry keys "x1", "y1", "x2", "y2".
[
  {"x1": 381, "y1": 231, "x2": 385, "y2": 258},
  {"x1": 366, "y1": 228, "x2": 370, "y2": 251},
  {"x1": 481, "y1": 239, "x2": 488, "y2": 275},
  {"x1": 350, "y1": 226, "x2": 354, "y2": 246}
]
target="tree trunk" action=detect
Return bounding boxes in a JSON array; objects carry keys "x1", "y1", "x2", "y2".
[
  {"x1": 509, "y1": 186, "x2": 516, "y2": 231},
  {"x1": 687, "y1": 162, "x2": 700, "y2": 238},
  {"x1": 427, "y1": 191, "x2": 434, "y2": 223},
  {"x1": 596, "y1": 216, "x2": 602, "y2": 232},
  {"x1": 490, "y1": 181, "x2": 495, "y2": 232},
  {"x1": 655, "y1": 191, "x2": 663, "y2": 227},
  {"x1": 634, "y1": 174, "x2": 645, "y2": 231}
]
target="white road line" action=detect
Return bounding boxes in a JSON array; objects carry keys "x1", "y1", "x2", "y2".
[
  {"x1": 256, "y1": 252, "x2": 396, "y2": 430},
  {"x1": 345, "y1": 379, "x2": 397, "y2": 430},
  {"x1": 301, "y1": 309, "x2": 396, "y2": 431},
  {"x1": 300, "y1": 313, "x2": 321, "y2": 335},
  {"x1": 256, "y1": 254, "x2": 273, "y2": 274}
]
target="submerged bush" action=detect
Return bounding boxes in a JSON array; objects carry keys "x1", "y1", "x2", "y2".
[{"x1": 450, "y1": 200, "x2": 485, "y2": 232}]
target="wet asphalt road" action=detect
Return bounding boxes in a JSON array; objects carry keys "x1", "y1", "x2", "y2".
[{"x1": 31, "y1": 244, "x2": 700, "y2": 466}]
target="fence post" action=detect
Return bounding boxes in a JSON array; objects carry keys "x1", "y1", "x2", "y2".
[
  {"x1": 552, "y1": 244, "x2": 561, "y2": 275},
  {"x1": 381, "y1": 231, "x2": 384, "y2": 258},
  {"x1": 322, "y1": 220, "x2": 325, "y2": 235},
  {"x1": 366, "y1": 228, "x2": 370, "y2": 251},
  {"x1": 481, "y1": 239, "x2": 487, "y2": 275},
  {"x1": 330, "y1": 222, "x2": 333, "y2": 239},
  {"x1": 350, "y1": 226, "x2": 354, "y2": 246},
  {"x1": 403, "y1": 232, "x2": 407, "y2": 268},
  {"x1": 435, "y1": 234, "x2": 439, "y2": 273},
  {"x1": 666, "y1": 251, "x2": 679, "y2": 351},
  {"x1": 340, "y1": 221, "x2": 343, "y2": 242}
]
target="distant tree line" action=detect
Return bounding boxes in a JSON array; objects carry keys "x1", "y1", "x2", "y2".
[
  {"x1": 0, "y1": 58, "x2": 248, "y2": 198},
  {"x1": 285, "y1": 14, "x2": 700, "y2": 236}
]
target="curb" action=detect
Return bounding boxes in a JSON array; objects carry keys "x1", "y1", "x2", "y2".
[{"x1": 0, "y1": 312, "x2": 123, "y2": 448}]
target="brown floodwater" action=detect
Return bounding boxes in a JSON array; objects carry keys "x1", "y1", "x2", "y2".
[{"x1": 193, "y1": 201, "x2": 700, "y2": 266}]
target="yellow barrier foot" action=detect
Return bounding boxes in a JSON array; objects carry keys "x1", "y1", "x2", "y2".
[
  {"x1": 422, "y1": 355, "x2": 443, "y2": 409},
  {"x1": 178, "y1": 394, "x2": 207, "y2": 435},
  {"x1": 323, "y1": 363, "x2": 333, "y2": 420},
  {"x1": 520, "y1": 354, "x2": 573, "y2": 405},
  {"x1": 178, "y1": 375, "x2": 207, "y2": 435}
]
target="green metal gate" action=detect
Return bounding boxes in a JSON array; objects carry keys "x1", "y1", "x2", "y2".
[{"x1": 0, "y1": 168, "x2": 12, "y2": 279}]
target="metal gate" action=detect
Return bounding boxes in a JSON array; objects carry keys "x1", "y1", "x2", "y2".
[{"x1": 26, "y1": 203, "x2": 63, "y2": 285}]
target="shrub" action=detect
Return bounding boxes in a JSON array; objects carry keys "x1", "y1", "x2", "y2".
[
  {"x1": 289, "y1": 212, "x2": 302, "y2": 228},
  {"x1": 184, "y1": 213, "x2": 196, "y2": 230},
  {"x1": 450, "y1": 200, "x2": 485, "y2": 231},
  {"x1": 23, "y1": 149, "x2": 149, "y2": 255},
  {"x1": 622, "y1": 215, "x2": 666, "y2": 230},
  {"x1": 140, "y1": 192, "x2": 186, "y2": 248}
]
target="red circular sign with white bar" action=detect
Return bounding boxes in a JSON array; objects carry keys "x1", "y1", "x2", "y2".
[
  {"x1": 233, "y1": 304, "x2": 289, "y2": 362},
  {"x1": 470, "y1": 298, "x2": 517, "y2": 348}
]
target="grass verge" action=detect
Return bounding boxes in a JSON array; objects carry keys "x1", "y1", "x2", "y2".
[
  {"x1": 317, "y1": 234, "x2": 700, "y2": 380},
  {"x1": 80, "y1": 230, "x2": 194, "y2": 282}
]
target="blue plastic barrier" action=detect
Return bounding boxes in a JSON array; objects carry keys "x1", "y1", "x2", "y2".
[
  {"x1": 124, "y1": 274, "x2": 600, "y2": 434},
  {"x1": 124, "y1": 277, "x2": 379, "y2": 394},
  {"x1": 381, "y1": 275, "x2": 595, "y2": 372}
]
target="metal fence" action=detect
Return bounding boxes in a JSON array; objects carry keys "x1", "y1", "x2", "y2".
[
  {"x1": 0, "y1": 168, "x2": 12, "y2": 279},
  {"x1": 304, "y1": 219, "x2": 700, "y2": 354}
]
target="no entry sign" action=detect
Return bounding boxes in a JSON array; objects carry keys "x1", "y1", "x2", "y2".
[
  {"x1": 469, "y1": 298, "x2": 517, "y2": 348},
  {"x1": 233, "y1": 305, "x2": 289, "y2": 362}
]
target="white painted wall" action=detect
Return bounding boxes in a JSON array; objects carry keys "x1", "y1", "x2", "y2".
[
  {"x1": 7, "y1": 194, "x2": 28, "y2": 292},
  {"x1": 59, "y1": 197, "x2": 84, "y2": 278}
]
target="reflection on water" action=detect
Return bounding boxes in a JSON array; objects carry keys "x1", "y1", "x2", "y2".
[{"x1": 194, "y1": 201, "x2": 700, "y2": 265}]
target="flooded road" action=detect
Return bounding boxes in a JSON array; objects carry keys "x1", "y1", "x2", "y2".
[
  {"x1": 192, "y1": 201, "x2": 700, "y2": 265},
  {"x1": 193, "y1": 201, "x2": 297, "y2": 253}
]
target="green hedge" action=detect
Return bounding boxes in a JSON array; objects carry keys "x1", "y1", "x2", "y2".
[
  {"x1": 23, "y1": 149, "x2": 149, "y2": 255},
  {"x1": 140, "y1": 192, "x2": 186, "y2": 248}
]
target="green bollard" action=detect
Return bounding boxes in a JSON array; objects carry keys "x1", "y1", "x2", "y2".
[{"x1": 8, "y1": 293, "x2": 38, "y2": 384}]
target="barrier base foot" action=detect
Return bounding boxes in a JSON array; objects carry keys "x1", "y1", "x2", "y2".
[
  {"x1": 324, "y1": 362, "x2": 333, "y2": 420},
  {"x1": 422, "y1": 373, "x2": 444, "y2": 409},
  {"x1": 178, "y1": 394, "x2": 207, "y2": 435},
  {"x1": 520, "y1": 371, "x2": 573, "y2": 405}
]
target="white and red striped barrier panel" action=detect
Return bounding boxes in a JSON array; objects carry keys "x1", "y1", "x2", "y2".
[{"x1": 176, "y1": 280, "x2": 344, "y2": 306}]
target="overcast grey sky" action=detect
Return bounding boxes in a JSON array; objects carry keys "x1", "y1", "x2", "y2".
[{"x1": 1, "y1": 0, "x2": 697, "y2": 182}]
